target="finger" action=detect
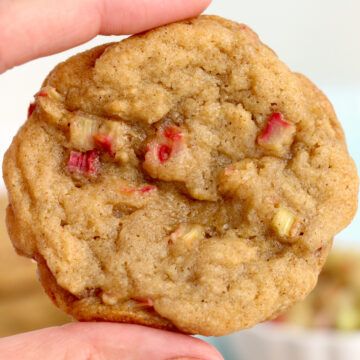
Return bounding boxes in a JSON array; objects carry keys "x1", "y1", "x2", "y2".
[
  {"x1": 0, "y1": 0, "x2": 211, "y2": 73},
  {"x1": 99, "y1": 0, "x2": 212, "y2": 34},
  {"x1": 0, "y1": 322, "x2": 224, "y2": 360}
]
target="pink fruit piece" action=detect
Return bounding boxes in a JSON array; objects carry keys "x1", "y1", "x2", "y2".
[
  {"x1": 257, "y1": 112, "x2": 296, "y2": 155},
  {"x1": 258, "y1": 112, "x2": 291, "y2": 141},
  {"x1": 119, "y1": 187, "x2": 136, "y2": 194},
  {"x1": 144, "y1": 125, "x2": 184, "y2": 165},
  {"x1": 163, "y1": 126, "x2": 182, "y2": 141},
  {"x1": 132, "y1": 297, "x2": 154, "y2": 308},
  {"x1": 27, "y1": 102, "x2": 36, "y2": 117},
  {"x1": 120, "y1": 184, "x2": 157, "y2": 195},
  {"x1": 36, "y1": 91, "x2": 48, "y2": 97},
  {"x1": 93, "y1": 134, "x2": 114, "y2": 157},
  {"x1": 27, "y1": 91, "x2": 48, "y2": 117},
  {"x1": 139, "y1": 185, "x2": 157, "y2": 193},
  {"x1": 158, "y1": 144, "x2": 172, "y2": 163},
  {"x1": 67, "y1": 150, "x2": 100, "y2": 176}
]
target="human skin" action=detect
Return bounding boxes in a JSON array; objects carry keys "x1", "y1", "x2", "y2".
[
  {"x1": 0, "y1": 0, "x2": 211, "y2": 73},
  {"x1": 0, "y1": 322, "x2": 223, "y2": 360},
  {"x1": 0, "y1": 1, "x2": 224, "y2": 359}
]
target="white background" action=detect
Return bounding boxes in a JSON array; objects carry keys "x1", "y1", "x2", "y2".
[{"x1": 0, "y1": 0, "x2": 359, "y2": 244}]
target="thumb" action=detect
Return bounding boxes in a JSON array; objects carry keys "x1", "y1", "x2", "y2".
[{"x1": 0, "y1": 322, "x2": 224, "y2": 360}]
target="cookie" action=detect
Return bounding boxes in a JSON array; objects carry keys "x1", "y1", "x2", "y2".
[
  {"x1": 0, "y1": 195, "x2": 69, "y2": 336},
  {"x1": 3, "y1": 15, "x2": 358, "y2": 336}
]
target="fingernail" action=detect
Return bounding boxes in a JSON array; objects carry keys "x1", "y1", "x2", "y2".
[{"x1": 167, "y1": 358, "x2": 202, "y2": 360}]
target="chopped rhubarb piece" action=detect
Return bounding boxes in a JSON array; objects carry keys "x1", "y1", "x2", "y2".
[
  {"x1": 144, "y1": 125, "x2": 184, "y2": 167},
  {"x1": 170, "y1": 224, "x2": 204, "y2": 247},
  {"x1": 68, "y1": 151, "x2": 86, "y2": 173},
  {"x1": 139, "y1": 185, "x2": 156, "y2": 193},
  {"x1": 158, "y1": 144, "x2": 171, "y2": 163},
  {"x1": 120, "y1": 184, "x2": 157, "y2": 195},
  {"x1": 272, "y1": 207, "x2": 297, "y2": 238},
  {"x1": 70, "y1": 116, "x2": 98, "y2": 151},
  {"x1": 67, "y1": 150, "x2": 100, "y2": 176},
  {"x1": 27, "y1": 91, "x2": 48, "y2": 117},
  {"x1": 257, "y1": 112, "x2": 296, "y2": 155},
  {"x1": 163, "y1": 126, "x2": 182, "y2": 141},
  {"x1": 27, "y1": 102, "x2": 36, "y2": 117},
  {"x1": 119, "y1": 187, "x2": 136, "y2": 194},
  {"x1": 169, "y1": 224, "x2": 205, "y2": 256},
  {"x1": 93, "y1": 134, "x2": 114, "y2": 157},
  {"x1": 102, "y1": 292, "x2": 118, "y2": 306},
  {"x1": 258, "y1": 112, "x2": 291, "y2": 141},
  {"x1": 86, "y1": 150, "x2": 100, "y2": 174},
  {"x1": 132, "y1": 297, "x2": 154, "y2": 308}
]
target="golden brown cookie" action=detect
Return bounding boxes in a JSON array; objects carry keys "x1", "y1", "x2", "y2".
[
  {"x1": 0, "y1": 195, "x2": 69, "y2": 337},
  {"x1": 3, "y1": 15, "x2": 358, "y2": 336}
]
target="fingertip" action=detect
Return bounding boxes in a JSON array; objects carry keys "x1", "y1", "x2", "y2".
[
  {"x1": 99, "y1": 0, "x2": 212, "y2": 35},
  {"x1": 62, "y1": 322, "x2": 224, "y2": 360},
  {"x1": 0, "y1": 0, "x2": 212, "y2": 72},
  {"x1": 0, "y1": 322, "x2": 223, "y2": 360}
]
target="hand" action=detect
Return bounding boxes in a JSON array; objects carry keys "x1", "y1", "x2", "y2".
[
  {"x1": 0, "y1": 322, "x2": 223, "y2": 360},
  {"x1": 0, "y1": 1, "x2": 223, "y2": 359},
  {"x1": 0, "y1": 0, "x2": 211, "y2": 73}
]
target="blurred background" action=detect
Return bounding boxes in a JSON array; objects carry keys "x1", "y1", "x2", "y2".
[{"x1": 0, "y1": 0, "x2": 359, "y2": 358}]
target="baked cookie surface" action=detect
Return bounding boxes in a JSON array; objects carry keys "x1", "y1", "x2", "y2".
[
  {"x1": 0, "y1": 195, "x2": 70, "y2": 336},
  {"x1": 3, "y1": 15, "x2": 358, "y2": 336}
]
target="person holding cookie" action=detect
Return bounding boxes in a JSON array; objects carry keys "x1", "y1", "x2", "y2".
[{"x1": 1, "y1": 0, "x2": 358, "y2": 359}]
